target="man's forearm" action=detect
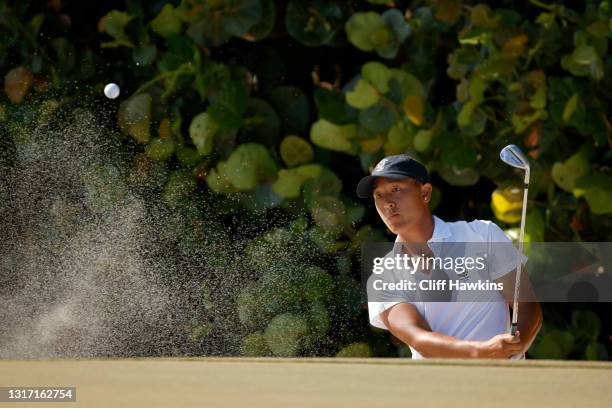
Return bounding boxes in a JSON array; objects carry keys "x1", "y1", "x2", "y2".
[
  {"x1": 392, "y1": 327, "x2": 479, "y2": 358},
  {"x1": 516, "y1": 302, "x2": 543, "y2": 353}
]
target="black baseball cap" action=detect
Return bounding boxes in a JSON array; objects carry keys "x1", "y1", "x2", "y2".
[{"x1": 356, "y1": 155, "x2": 430, "y2": 198}]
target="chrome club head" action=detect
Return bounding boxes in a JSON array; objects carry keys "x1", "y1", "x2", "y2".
[
  {"x1": 500, "y1": 144, "x2": 530, "y2": 184},
  {"x1": 500, "y1": 144, "x2": 529, "y2": 171}
]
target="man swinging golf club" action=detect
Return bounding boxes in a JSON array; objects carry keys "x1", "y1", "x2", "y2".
[{"x1": 358, "y1": 150, "x2": 542, "y2": 359}]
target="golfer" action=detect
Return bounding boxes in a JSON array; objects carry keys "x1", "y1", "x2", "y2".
[{"x1": 357, "y1": 155, "x2": 542, "y2": 359}]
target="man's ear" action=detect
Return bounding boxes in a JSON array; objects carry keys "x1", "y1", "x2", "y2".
[{"x1": 421, "y1": 182, "x2": 433, "y2": 202}]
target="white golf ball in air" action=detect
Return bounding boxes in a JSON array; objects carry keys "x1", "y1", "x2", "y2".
[{"x1": 104, "y1": 83, "x2": 120, "y2": 99}]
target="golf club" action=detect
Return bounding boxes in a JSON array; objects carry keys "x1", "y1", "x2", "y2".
[{"x1": 499, "y1": 144, "x2": 530, "y2": 337}]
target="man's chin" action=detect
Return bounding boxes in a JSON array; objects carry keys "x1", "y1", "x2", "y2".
[{"x1": 386, "y1": 218, "x2": 406, "y2": 234}]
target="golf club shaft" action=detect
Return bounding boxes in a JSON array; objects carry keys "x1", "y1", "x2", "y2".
[{"x1": 511, "y1": 183, "x2": 529, "y2": 336}]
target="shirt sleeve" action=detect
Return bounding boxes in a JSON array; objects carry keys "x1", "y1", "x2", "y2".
[
  {"x1": 484, "y1": 221, "x2": 529, "y2": 280},
  {"x1": 368, "y1": 301, "x2": 401, "y2": 330},
  {"x1": 366, "y1": 268, "x2": 419, "y2": 330}
]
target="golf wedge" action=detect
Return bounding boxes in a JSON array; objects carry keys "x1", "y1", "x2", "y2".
[{"x1": 500, "y1": 144, "x2": 530, "y2": 337}]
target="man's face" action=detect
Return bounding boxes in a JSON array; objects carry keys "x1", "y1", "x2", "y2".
[{"x1": 372, "y1": 177, "x2": 432, "y2": 235}]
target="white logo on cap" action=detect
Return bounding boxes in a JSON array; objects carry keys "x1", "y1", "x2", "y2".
[{"x1": 374, "y1": 159, "x2": 388, "y2": 173}]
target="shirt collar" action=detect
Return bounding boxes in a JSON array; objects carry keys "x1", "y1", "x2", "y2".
[
  {"x1": 428, "y1": 215, "x2": 451, "y2": 242},
  {"x1": 393, "y1": 215, "x2": 450, "y2": 245}
]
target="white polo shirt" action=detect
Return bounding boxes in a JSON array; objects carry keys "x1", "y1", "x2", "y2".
[{"x1": 367, "y1": 215, "x2": 527, "y2": 359}]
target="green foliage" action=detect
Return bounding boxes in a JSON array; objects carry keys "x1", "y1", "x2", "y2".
[
  {"x1": 185, "y1": 0, "x2": 264, "y2": 47},
  {"x1": 268, "y1": 86, "x2": 311, "y2": 134},
  {"x1": 280, "y1": 135, "x2": 314, "y2": 167},
  {"x1": 189, "y1": 324, "x2": 213, "y2": 343},
  {"x1": 100, "y1": 10, "x2": 134, "y2": 47},
  {"x1": 189, "y1": 112, "x2": 218, "y2": 156},
  {"x1": 151, "y1": 4, "x2": 182, "y2": 38},
  {"x1": 272, "y1": 163, "x2": 321, "y2": 199},
  {"x1": 301, "y1": 266, "x2": 334, "y2": 303},
  {"x1": 310, "y1": 119, "x2": 357, "y2": 154},
  {"x1": 209, "y1": 80, "x2": 249, "y2": 129},
  {"x1": 118, "y1": 94, "x2": 153, "y2": 144},
  {"x1": 240, "y1": 332, "x2": 271, "y2": 356},
  {"x1": 345, "y1": 10, "x2": 410, "y2": 59},
  {"x1": 336, "y1": 342, "x2": 372, "y2": 357},
  {"x1": 264, "y1": 313, "x2": 309, "y2": 357},
  {"x1": 286, "y1": 0, "x2": 347, "y2": 47},
  {"x1": 81, "y1": 164, "x2": 128, "y2": 213},
  {"x1": 530, "y1": 309, "x2": 607, "y2": 360},
  {"x1": 224, "y1": 143, "x2": 277, "y2": 190},
  {"x1": 2, "y1": 0, "x2": 610, "y2": 360},
  {"x1": 236, "y1": 283, "x2": 268, "y2": 331},
  {"x1": 163, "y1": 170, "x2": 197, "y2": 207},
  {"x1": 146, "y1": 138, "x2": 176, "y2": 161},
  {"x1": 307, "y1": 301, "x2": 330, "y2": 339}
]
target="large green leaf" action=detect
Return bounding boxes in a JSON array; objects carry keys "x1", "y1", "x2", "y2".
[
  {"x1": 561, "y1": 44, "x2": 604, "y2": 80},
  {"x1": 384, "y1": 121, "x2": 414, "y2": 155},
  {"x1": 573, "y1": 174, "x2": 612, "y2": 214},
  {"x1": 413, "y1": 129, "x2": 433, "y2": 152},
  {"x1": 272, "y1": 164, "x2": 320, "y2": 199},
  {"x1": 145, "y1": 138, "x2": 175, "y2": 161},
  {"x1": 345, "y1": 12, "x2": 391, "y2": 52},
  {"x1": 390, "y1": 69, "x2": 425, "y2": 99},
  {"x1": 345, "y1": 10, "x2": 410, "y2": 59},
  {"x1": 280, "y1": 135, "x2": 314, "y2": 167},
  {"x1": 310, "y1": 119, "x2": 357, "y2": 154},
  {"x1": 264, "y1": 313, "x2": 309, "y2": 357},
  {"x1": 272, "y1": 169, "x2": 304, "y2": 198},
  {"x1": 358, "y1": 102, "x2": 398, "y2": 134},
  {"x1": 189, "y1": 112, "x2": 219, "y2": 156},
  {"x1": 362, "y1": 61, "x2": 392, "y2": 93},
  {"x1": 206, "y1": 161, "x2": 238, "y2": 194},
  {"x1": 225, "y1": 143, "x2": 277, "y2": 190},
  {"x1": 551, "y1": 144, "x2": 591, "y2": 192},
  {"x1": 346, "y1": 79, "x2": 379, "y2": 109},
  {"x1": 378, "y1": 9, "x2": 411, "y2": 59},
  {"x1": 151, "y1": 4, "x2": 182, "y2": 38},
  {"x1": 101, "y1": 10, "x2": 134, "y2": 41}
]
